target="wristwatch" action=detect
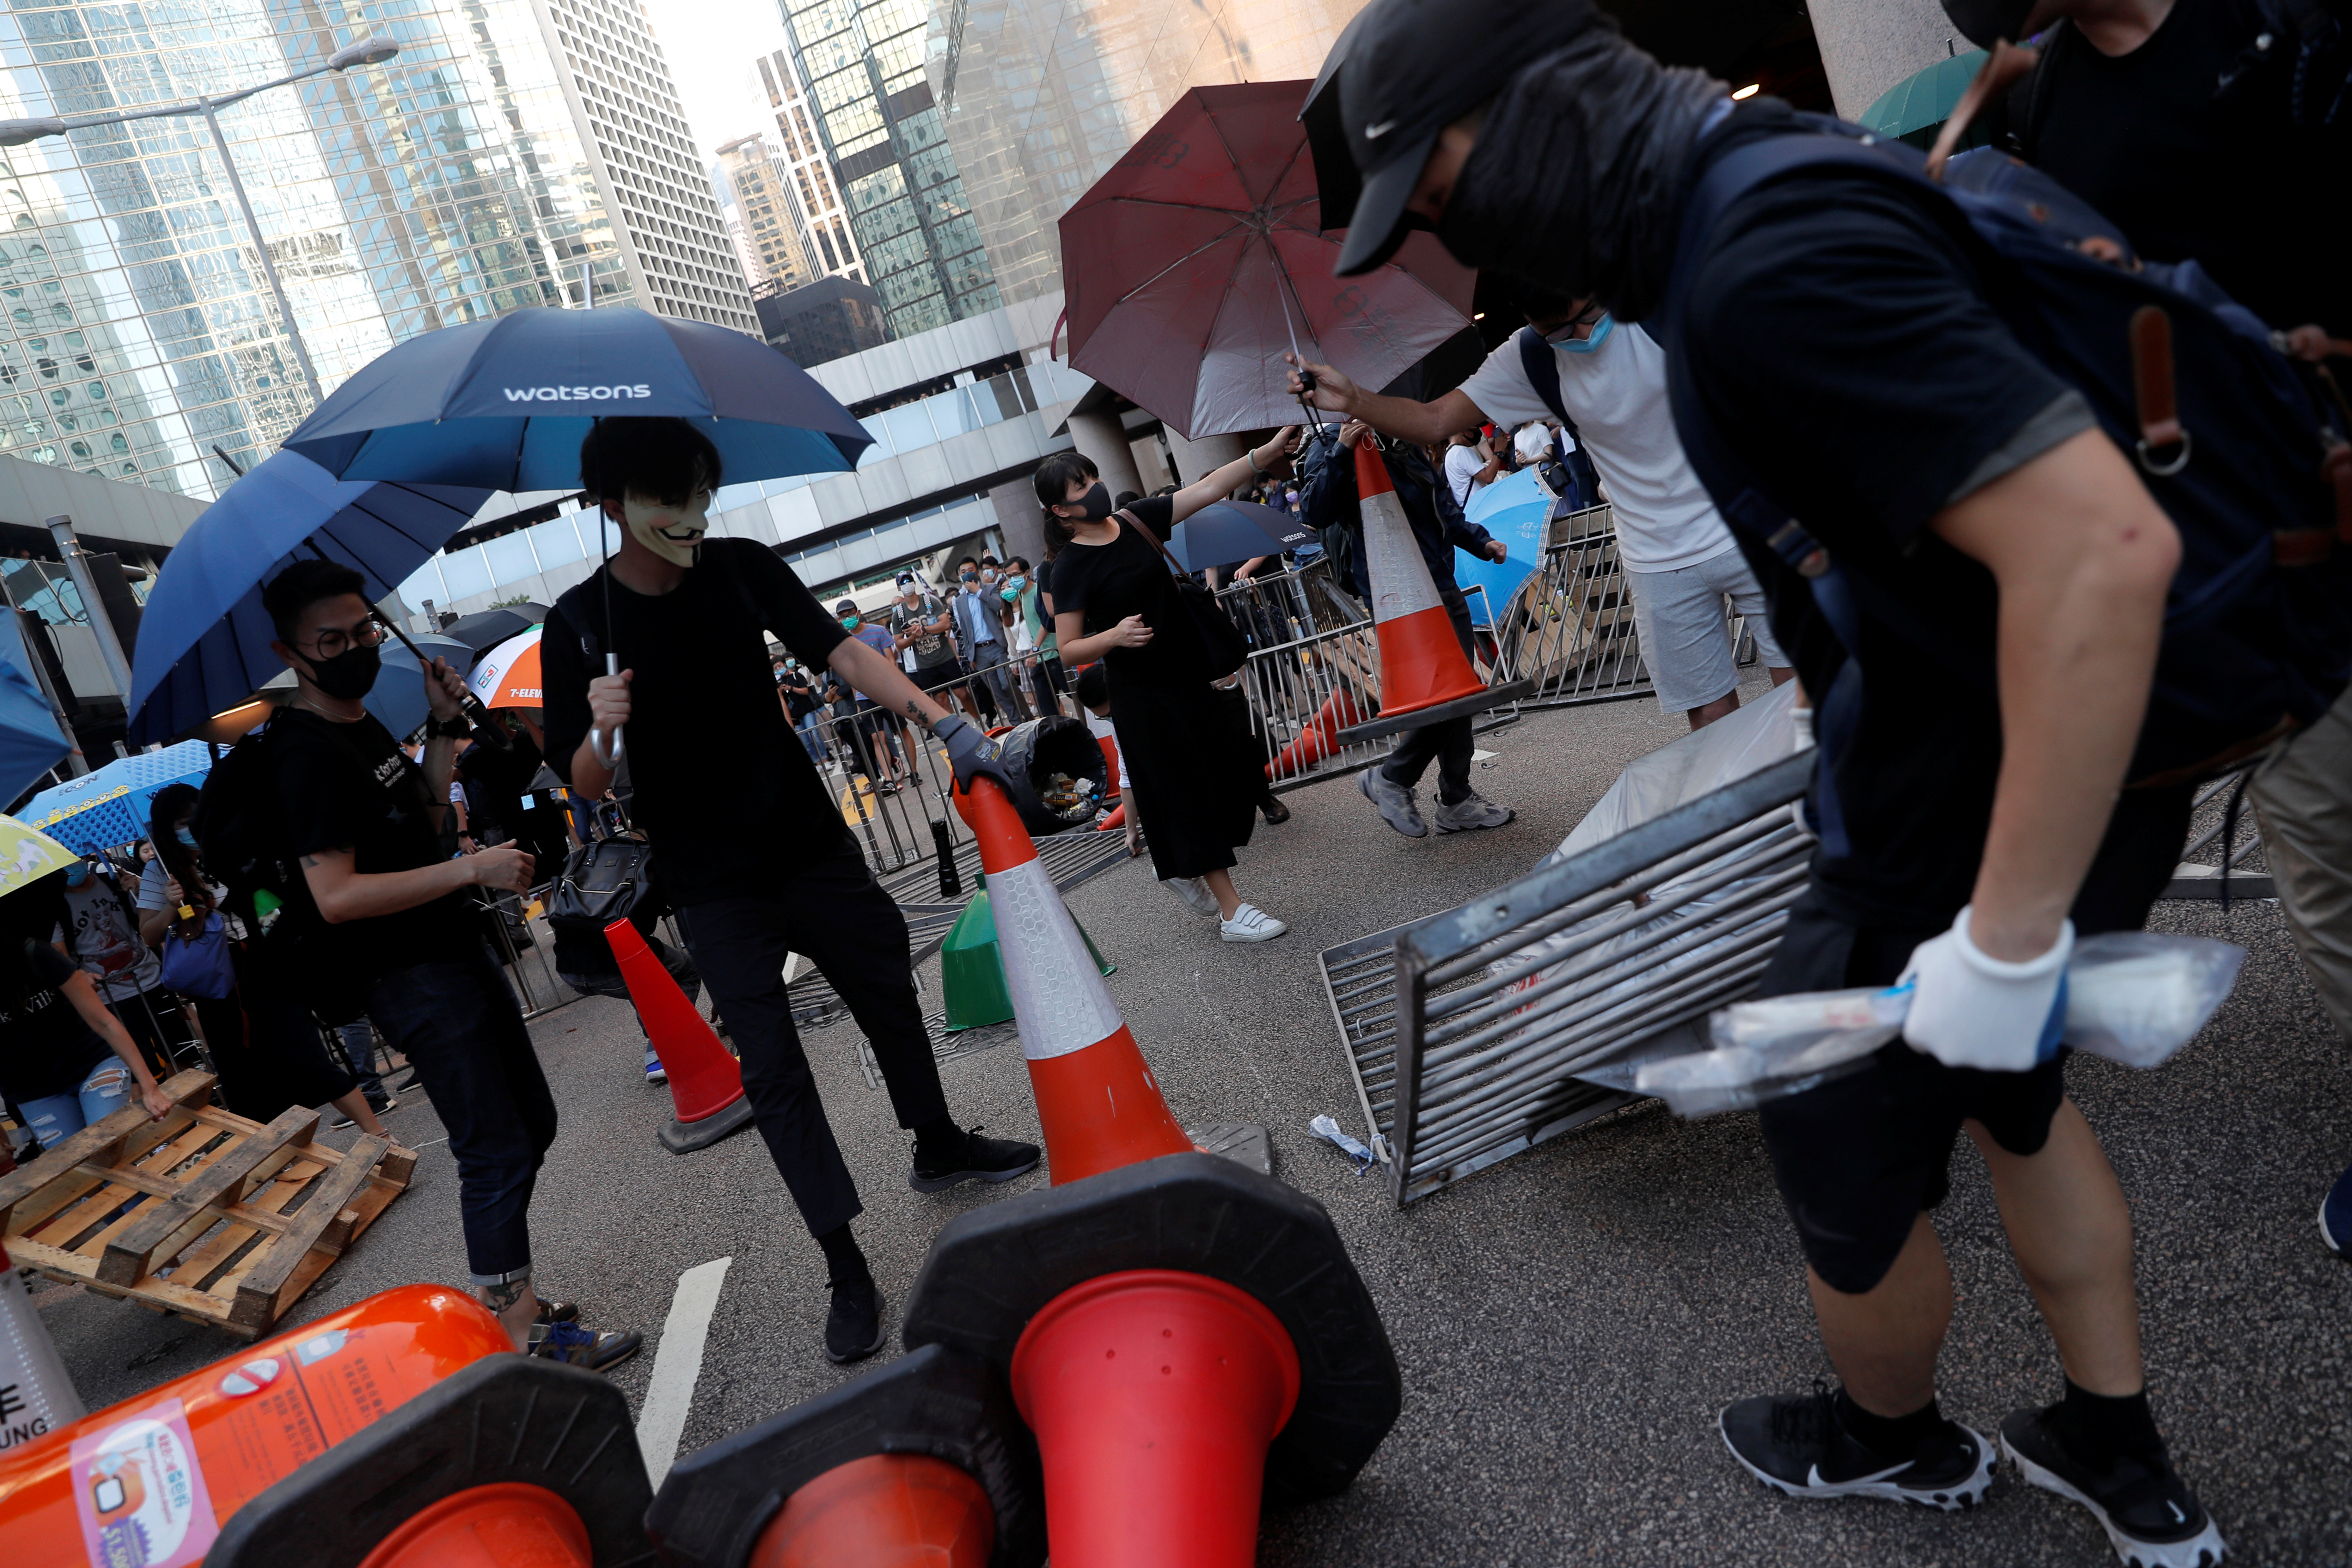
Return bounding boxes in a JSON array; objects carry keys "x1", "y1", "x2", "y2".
[{"x1": 428, "y1": 714, "x2": 471, "y2": 739}]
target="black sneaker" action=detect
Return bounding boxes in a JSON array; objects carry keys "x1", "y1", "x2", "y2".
[
  {"x1": 909, "y1": 1125, "x2": 1041, "y2": 1194},
  {"x1": 824, "y1": 1277, "x2": 887, "y2": 1364},
  {"x1": 2000, "y1": 1406, "x2": 2226, "y2": 1567},
  {"x1": 1720, "y1": 1383, "x2": 1995, "y2": 1510},
  {"x1": 528, "y1": 1320, "x2": 642, "y2": 1373}
]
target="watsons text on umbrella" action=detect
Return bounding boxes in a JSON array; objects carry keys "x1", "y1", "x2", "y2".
[{"x1": 501, "y1": 385, "x2": 655, "y2": 402}]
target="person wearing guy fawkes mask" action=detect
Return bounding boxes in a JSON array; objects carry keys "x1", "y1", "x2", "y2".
[
  {"x1": 260, "y1": 558, "x2": 635, "y2": 1372},
  {"x1": 1322, "y1": 0, "x2": 2230, "y2": 1558},
  {"x1": 542, "y1": 417, "x2": 1038, "y2": 1366}
]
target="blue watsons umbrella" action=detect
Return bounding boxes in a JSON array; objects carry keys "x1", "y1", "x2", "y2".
[
  {"x1": 21, "y1": 739, "x2": 215, "y2": 853},
  {"x1": 1455, "y1": 469, "x2": 1550, "y2": 628},
  {"x1": 1164, "y1": 499, "x2": 1316, "y2": 575},
  {"x1": 282, "y1": 306, "x2": 873, "y2": 490},
  {"x1": 127, "y1": 452, "x2": 492, "y2": 744}
]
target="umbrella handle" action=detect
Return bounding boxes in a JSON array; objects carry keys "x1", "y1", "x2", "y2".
[
  {"x1": 590, "y1": 652, "x2": 626, "y2": 769},
  {"x1": 372, "y1": 611, "x2": 510, "y2": 749}
]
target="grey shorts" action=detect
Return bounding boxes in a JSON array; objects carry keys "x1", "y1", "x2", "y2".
[{"x1": 1625, "y1": 548, "x2": 1788, "y2": 713}]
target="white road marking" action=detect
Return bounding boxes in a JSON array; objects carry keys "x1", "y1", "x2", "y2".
[
  {"x1": 635, "y1": 1256, "x2": 732, "y2": 1488},
  {"x1": 1471, "y1": 749, "x2": 1498, "y2": 761}
]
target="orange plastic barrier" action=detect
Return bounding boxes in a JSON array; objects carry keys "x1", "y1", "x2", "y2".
[
  {"x1": 607, "y1": 916, "x2": 758, "y2": 1153},
  {"x1": 1010, "y1": 1270, "x2": 1299, "y2": 1568},
  {"x1": 751, "y1": 1454, "x2": 995, "y2": 1568},
  {"x1": 0, "y1": 1284, "x2": 509, "y2": 1568},
  {"x1": 953, "y1": 778, "x2": 1190, "y2": 1183}
]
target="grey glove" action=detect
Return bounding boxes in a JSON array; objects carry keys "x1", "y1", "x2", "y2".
[{"x1": 933, "y1": 714, "x2": 1017, "y2": 796}]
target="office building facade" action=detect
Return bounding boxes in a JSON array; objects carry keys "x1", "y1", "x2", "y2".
[
  {"x1": 717, "y1": 133, "x2": 815, "y2": 294},
  {"x1": 933, "y1": 0, "x2": 1365, "y2": 306},
  {"x1": 0, "y1": 0, "x2": 748, "y2": 505},
  {"x1": 753, "y1": 47, "x2": 867, "y2": 290},
  {"x1": 765, "y1": 1, "x2": 999, "y2": 339}
]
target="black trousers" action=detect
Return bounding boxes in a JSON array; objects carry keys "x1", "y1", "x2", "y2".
[
  {"x1": 368, "y1": 943, "x2": 557, "y2": 1283},
  {"x1": 1379, "y1": 594, "x2": 1476, "y2": 806},
  {"x1": 675, "y1": 841, "x2": 949, "y2": 1237}
]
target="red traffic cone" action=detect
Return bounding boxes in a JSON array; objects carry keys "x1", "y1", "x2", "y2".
[
  {"x1": 751, "y1": 1454, "x2": 996, "y2": 1567},
  {"x1": 1095, "y1": 728, "x2": 1121, "y2": 801},
  {"x1": 953, "y1": 778, "x2": 1191, "y2": 1183},
  {"x1": 1265, "y1": 685, "x2": 1365, "y2": 781},
  {"x1": 1010, "y1": 1270, "x2": 1298, "y2": 1568},
  {"x1": 1338, "y1": 440, "x2": 1531, "y2": 743},
  {"x1": 607, "y1": 918, "x2": 759, "y2": 1155}
]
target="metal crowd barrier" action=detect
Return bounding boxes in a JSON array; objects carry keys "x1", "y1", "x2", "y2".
[{"x1": 1319, "y1": 751, "x2": 1817, "y2": 1205}]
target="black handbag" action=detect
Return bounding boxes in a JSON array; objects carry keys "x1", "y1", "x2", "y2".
[
  {"x1": 547, "y1": 835, "x2": 660, "y2": 955},
  {"x1": 1123, "y1": 508, "x2": 1249, "y2": 680}
]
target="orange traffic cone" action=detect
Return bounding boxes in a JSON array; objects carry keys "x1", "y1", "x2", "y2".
[
  {"x1": 953, "y1": 778, "x2": 1191, "y2": 1184},
  {"x1": 1338, "y1": 439, "x2": 1531, "y2": 743},
  {"x1": 1093, "y1": 802, "x2": 1127, "y2": 833},
  {"x1": 1265, "y1": 685, "x2": 1366, "y2": 780},
  {"x1": 609, "y1": 918, "x2": 760, "y2": 1154}
]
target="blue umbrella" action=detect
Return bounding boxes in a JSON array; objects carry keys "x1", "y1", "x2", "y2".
[
  {"x1": 1164, "y1": 499, "x2": 1317, "y2": 575},
  {"x1": 0, "y1": 643, "x2": 67, "y2": 805},
  {"x1": 368, "y1": 634, "x2": 478, "y2": 744},
  {"x1": 20, "y1": 739, "x2": 214, "y2": 853},
  {"x1": 127, "y1": 451, "x2": 493, "y2": 744},
  {"x1": 1455, "y1": 469, "x2": 1550, "y2": 629},
  {"x1": 281, "y1": 306, "x2": 873, "y2": 490}
]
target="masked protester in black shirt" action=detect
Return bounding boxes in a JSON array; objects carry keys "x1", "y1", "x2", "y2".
[
  {"x1": 260, "y1": 559, "x2": 637, "y2": 1371},
  {"x1": 542, "y1": 416, "x2": 1035, "y2": 1365},
  {"x1": 1324, "y1": 1, "x2": 2233, "y2": 1560}
]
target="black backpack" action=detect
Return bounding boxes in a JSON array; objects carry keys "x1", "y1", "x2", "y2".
[
  {"x1": 1659, "y1": 115, "x2": 2352, "y2": 812},
  {"x1": 190, "y1": 718, "x2": 369, "y2": 1024}
]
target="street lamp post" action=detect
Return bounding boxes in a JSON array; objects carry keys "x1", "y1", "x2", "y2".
[{"x1": 0, "y1": 34, "x2": 401, "y2": 410}]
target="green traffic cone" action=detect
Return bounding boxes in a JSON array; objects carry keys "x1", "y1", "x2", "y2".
[{"x1": 940, "y1": 872, "x2": 1115, "y2": 1032}]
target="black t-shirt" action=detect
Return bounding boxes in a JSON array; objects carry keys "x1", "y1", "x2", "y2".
[
  {"x1": 275, "y1": 708, "x2": 479, "y2": 980},
  {"x1": 1679, "y1": 104, "x2": 2089, "y2": 924},
  {"x1": 779, "y1": 671, "x2": 816, "y2": 722},
  {"x1": 543, "y1": 539, "x2": 851, "y2": 904},
  {"x1": 1045, "y1": 497, "x2": 1213, "y2": 686},
  {"x1": 2016, "y1": 0, "x2": 2349, "y2": 337},
  {"x1": 0, "y1": 940, "x2": 113, "y2": 1102}
]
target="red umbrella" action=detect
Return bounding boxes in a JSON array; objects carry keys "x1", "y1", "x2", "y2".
[{"x1": 1060, "y1": 81, "x2": 1476, "y2": 441}]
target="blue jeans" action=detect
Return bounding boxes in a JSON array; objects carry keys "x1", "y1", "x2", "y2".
[
  {"x1": 366, "y1": 943, "x2": 556, "y2": 1283},
  {"x1": 795, "y1": 708, "x2": 830, "y2": 761},
  {"x1": 20, "y1": 1054, "x2": 134, "y2": 1148}
]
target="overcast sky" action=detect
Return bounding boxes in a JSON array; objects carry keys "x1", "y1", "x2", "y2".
[{"x1": 646, "y1": 0, "x2": 796, "y2": 173}]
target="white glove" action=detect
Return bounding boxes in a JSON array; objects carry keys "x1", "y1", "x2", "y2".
[{"x1": 1898, "y1": 905, "x2": 2073, "y2": 1073}]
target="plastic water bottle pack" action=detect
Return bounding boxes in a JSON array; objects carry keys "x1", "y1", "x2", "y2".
[{"x1": 1635, "y1": 933, "x2": 2248, "y2": 1117}]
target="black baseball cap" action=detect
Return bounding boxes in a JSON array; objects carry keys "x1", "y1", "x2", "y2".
[
  {"x1": 835, "y1": 599, "x2": 859, "y2": 616},
  {"x1": 1333, "y1": 0, "x2": 1602, "y2": 275}
]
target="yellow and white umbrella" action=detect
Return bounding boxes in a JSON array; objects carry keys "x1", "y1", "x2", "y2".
[{"x1": 0, "y1": 813, "x2": 79, "y2": 899}]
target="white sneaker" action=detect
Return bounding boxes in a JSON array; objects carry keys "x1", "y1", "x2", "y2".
[
  {"x1": 1219, "y1": 903, "x2": 1288, "y2": 943},
  {"x1": 1163, "y1": 876, "x2": 1221, "y2": 917}
]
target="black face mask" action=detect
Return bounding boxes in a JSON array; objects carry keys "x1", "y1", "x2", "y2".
[
  {"x1": 1072, "y1": 481, "x2": 1113, "y2": 523},
  {"x1": 301, "y1": 642, "x2": 382, "y2": 701},
  {"x1": 1940, "y1": 0, "x2": 2035, "y2": 46}
]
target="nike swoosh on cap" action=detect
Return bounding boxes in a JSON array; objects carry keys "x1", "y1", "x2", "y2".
[{"x1": 1365, "y1": 120, "x2": 1396, "y2": 138}]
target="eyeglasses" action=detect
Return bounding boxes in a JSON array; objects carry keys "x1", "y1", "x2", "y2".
[
  {"x1": 297, "y1": 616, "x2": 387, "y2": 661},
  {"x1": 1541, "y1": 303, "x2": 1607, "y2": 344}
]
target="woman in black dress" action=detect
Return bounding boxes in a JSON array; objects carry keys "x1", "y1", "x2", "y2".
[{"x1": 1040, "y1": 432, "x2": 1298, "y2": 942}]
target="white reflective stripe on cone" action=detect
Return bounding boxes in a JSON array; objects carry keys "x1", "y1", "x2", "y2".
[
  {"x1": 990, "y1": 855, "x2": 1125, "y2": 1061},
  {"x1": 1361, "y1": 485, "x2": 1443, "y2": 623}
]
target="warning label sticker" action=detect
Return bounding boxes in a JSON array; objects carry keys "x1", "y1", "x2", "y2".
[{"x1": 70, "y1": 1396, "x2": 218, "y2": 1568}]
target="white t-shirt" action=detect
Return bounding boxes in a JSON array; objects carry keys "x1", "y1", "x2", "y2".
[
  {"x1": 1457, "y1": 323, "x2": 1736, "y2": 573},
  {"x1": 55, "y1": 873, "x2": 162, "y2": 1001},
  {"x1": 1442, "y1": 442, "x2": 1486, "y2": 510}
]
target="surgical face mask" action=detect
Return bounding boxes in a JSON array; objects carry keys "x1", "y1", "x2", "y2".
[
  {"x1": 1559, "y1": 314, "x2": 1615, "y2": 353},
  {"x1": 1941, "y1": 0, "x2": 2035, "y2": 47},
  {"x1": 301, "y1": 640, "x2": 382, "y2": 700},
  {"x1": 1068, "y1": 481, "x2": 1113, "y2": 524},
  {"x1": 840, "y1": 615, "x2": 860, "y2": 631},
  {"x1": 175, "y1": 824, "x2": 198, "y2": 848},
  {"x1": 64, "y1": 861, "x2": 89, "y2": 888},
  {"x1": 1001, "y1": 575, "x2": 1026, "y2": 597},
  {"x1": 981, "y1": 568, "x2": 998, "y2": 584},
  {"x1": 620, "y1": 490, "x2": 710, "y2": 569}
]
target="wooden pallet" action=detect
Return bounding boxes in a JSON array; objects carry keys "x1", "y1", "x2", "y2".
[{"x1": 0, "y1": 1069, "x2": 414, "y2": 1339}]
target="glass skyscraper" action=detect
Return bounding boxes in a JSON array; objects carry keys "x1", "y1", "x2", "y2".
[
  {"x1": 0, "y1": 0, "x2": 750, "y2": 504},
  {"x1": 931, "y1": 0, "x2": 1365, "y2": 306},
  {"x1": 772, "y1": 0, "x2": 998, "y2": 339}
]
